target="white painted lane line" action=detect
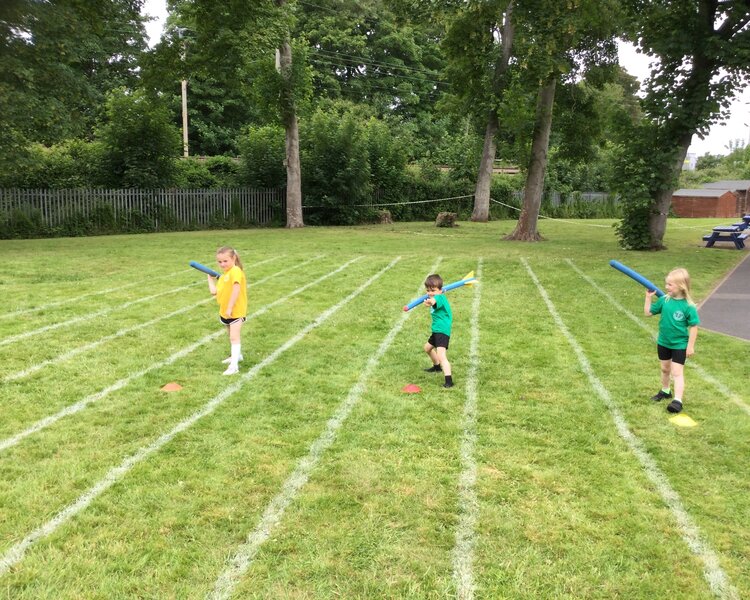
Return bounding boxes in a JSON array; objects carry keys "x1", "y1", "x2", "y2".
[
  {"x1": 3, "y1": 298, "x2": 210, "y2": 382},
  {"x1": 3, "y1": 256, "x2": 325, "y2": 382},
  {"x1": 0, "y1": 256, "x2": 282, "y2": 319},
  {"x1": 524, "y1": 258, "x2": 738, "y2": 600},
  {"x1": 0, "y1": 256, "x2": 351, "y2": 454},
  {"x1": 0, "y1": 283, "x2": 201, "y2": 347},
  {"x1": 0, "y1": 257, "x2": 286, "y2": 344},
  {"x1": 565, "y1": 259, "x2": 750, "y2": 417},
  {"x1": 452, "y1": 258, "x2": 482, "y2": 600},
  {"x1": 0, "y1": 271, "x2": 190, "y2": 319},
  {"x1": 208, "y1": 257, "x2": 436, "y2": 600},
  {"x1": 0, "y1": 258, "x2": 399, "y2": 576}
]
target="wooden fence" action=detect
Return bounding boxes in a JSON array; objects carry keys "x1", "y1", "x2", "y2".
[{"x1": 0, "y1": 188, "x2": 286, "y2": 229}]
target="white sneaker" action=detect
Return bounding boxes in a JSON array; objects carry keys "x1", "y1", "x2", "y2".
[
  {"x1": 221, "y1": 355, "x2": 243, "y2": 364},
  {"x1": 222, "y1": 365, "x2": 239, "y2": 375}
]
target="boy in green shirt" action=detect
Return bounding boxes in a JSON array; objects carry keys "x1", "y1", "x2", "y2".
[{"x1": 422, "y1": 274, "x2": 454, "y2": 388}]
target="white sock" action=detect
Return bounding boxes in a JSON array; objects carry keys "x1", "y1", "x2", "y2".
[{"x1": 230, "y1": 343, "x2": 241, "y2": 366}]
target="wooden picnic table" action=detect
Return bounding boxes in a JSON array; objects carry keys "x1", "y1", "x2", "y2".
[{"x1": 703, "y1": 225, "x2": 748, "y2": 249}]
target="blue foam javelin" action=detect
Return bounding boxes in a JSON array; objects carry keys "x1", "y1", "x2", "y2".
[
  {"x1": 609, "y1": 260, "x2": 664, "y2": 297},
  {"x1": 403, "y1": 272, "x2": 477, "y2": 311},
  {"x1": 189, "y1": 260, "x2": 220, "y2": 278}
]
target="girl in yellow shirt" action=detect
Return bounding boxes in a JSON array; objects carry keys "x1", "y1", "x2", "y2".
[{"x1": 207, "y1": 246, "x2": 247, "y2": 375}]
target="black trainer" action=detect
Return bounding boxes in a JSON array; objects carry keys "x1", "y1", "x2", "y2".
[
  {"x1": 651, "y1": 390, "x2": 672, "y2": 402},
  {"x1": 667, "y1": 399, "x2": 683, "y2": 413},
  {"x1": 442, "y1": 381, "x2": 455, "y2": 389},
  {"x1": 424, "y1": 365, "x2": 442, "y2": 372}
]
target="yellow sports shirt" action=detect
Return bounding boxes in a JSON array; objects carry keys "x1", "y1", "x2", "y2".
[{"x1": 216, "y1": 265, "x2": 247, "y2": 318}]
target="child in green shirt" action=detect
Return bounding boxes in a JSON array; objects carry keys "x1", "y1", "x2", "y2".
[
  {"x1": 644, "y1": 267, "x2": 700, "y2": 413},
  {"x1": 422, "y1": 274, "x2": 454, "y2": 388}
]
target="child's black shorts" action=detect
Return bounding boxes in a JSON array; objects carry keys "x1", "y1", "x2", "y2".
[
  {"x1": 657, "y1": 344, "x2": 687, "y2": 365},
  {"x1": 220, "y1": 316, "x2": 246, "y2": 326},
  {"x1": 427, "y1": 333, "x2": 450, "y2": 349}
]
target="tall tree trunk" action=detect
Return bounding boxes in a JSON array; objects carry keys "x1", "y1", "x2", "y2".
[
  {"x1": 471, "y1": 0, "x2": 514, "y2": 223},
  {"x1": 472, "y1": 111, "x2": 498, "y2": 222},
  {"x1": 284, "y1": 102, "x2": 303, "y2": 228},
  {"x1": 506, "y1": 74, "x2": 556, "y2": 241},
  {"x1": 648, "y1": 132, "x2": 692, "y2": 248},
  {"x1": 276, "y1": 1, "x2": 303, "y2": 228}
]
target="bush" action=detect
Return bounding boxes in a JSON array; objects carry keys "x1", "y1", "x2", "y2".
[
  {"x1": 300, "y1": 105, "x2": 373, "y2": 225},
  {"x1": 173, "y1": 159, "x2": 216, "y2": 188},
  {"x1": 97, "y1": 88, "x2": 181, "y2": 188},
  {"x1": 173, "y1": 156, "x2": 242, "y2": 188},
  {"x1": 59, "y1": 211, "x2": 94, "y2": 237},
  {"x1": 489, "y1": 175, "x2": 524, "y2": 219},
  {"x1": 0, "y1": 140, "x2": 105, "y2": 189},
  {"x1": 383, "y1": 164, "x2": 474, "y2": 222},
  {"x1": 203, "y1": 156, "x2": 241, "y2": 187},
  {"x1": 0, "y1": 208, "x2": 49, "y2": 238},
  {"x1": 237, "y1": 126, "x2": 286, "y2": 188},
  {"x1": 90, "y1": 202, "x2": 117, "y2": 232}
]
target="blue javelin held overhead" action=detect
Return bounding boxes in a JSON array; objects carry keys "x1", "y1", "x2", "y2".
[
  {"x1": 189, "y1": 260, "x2": 220, "y2": 278},
  {"x1": 403, "y1": 271, "x2": 477, "y2": 311},
  {"x1": 609, "y1": 260, "x2": 664, "y2": 297}
]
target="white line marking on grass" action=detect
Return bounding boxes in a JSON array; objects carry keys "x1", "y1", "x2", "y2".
[
  {"x1": 0, "y1": 255, "x2": 347, "y2": 454},
  {"x1": 3, "y1": 256, "x2": 325, "y2": 383},
  {"x1": 452, "y1": 258, "x2": 482, "y2": 600},
  {"x1": 0, "y1": 271, "x2": 190, "y2": 319},
  {"x1": 686, "y1": 365, "x2": 750, "y2": 417},
  {"x1": 0, "y1": 283, "x2": 200, "y2": 347},
  {"x1": 208, "y1": 258, "x2": 438, "y2": 600},
  {"x1": 566, "y1": 259, "x2": 750, "y2": 417},
  {"x1": 0, "y1": 258, "x2": 399, "y2": 577},
  {"x1": 524, "y1": 259, "x2": 738, "y2": 600},
  {"x1": 3, "y1": 299, "x2": 210, "y2": 382},
  {"x1": 0, "y1": 257, "x2": 284, "y2": 345},
  {"x1": 0, "y1": 258, "x2": 283, "y2": 319}
]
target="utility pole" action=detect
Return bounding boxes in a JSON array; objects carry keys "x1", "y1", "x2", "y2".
[
  {"x1": 177, "y1": 28, "x2": 189, "y2": 157},
  {"x1": 181, "y1": 78, "x2": 189, "y2": 157}
]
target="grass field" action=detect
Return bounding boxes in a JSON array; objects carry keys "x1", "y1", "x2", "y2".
[{"x1": 1, "y1": 218, "x2": 748, "y2": 599}]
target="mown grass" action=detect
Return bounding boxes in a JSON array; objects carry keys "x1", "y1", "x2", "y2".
[{"x1": 0, "y1": 218, "x2": 748, "y2": 599}]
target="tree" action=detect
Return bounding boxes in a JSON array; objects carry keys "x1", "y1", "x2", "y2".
[
  {"x1": 507, "y1": 73, "x2": 556, "y2": 240},
  {"x1": 0, "y1": 0, "x2": 147, "y2": 154},
  {"x1": 440, "y1": 0, "x2": 621, "y2": 232},
  {"x1": 276, "y1": 0, "x2": 304, "y2": 228},
  {"x1": 172, "y1": 1, "x2": 306, "y2": 227},
  {"x1": 97, "y1": 88, "x2": 181, "y2": 188},
  {"x1": 441, "y1": 1, "x2": 515, "y2": 223},
  {"x1": 142, "y1": 23, "x2": 259, "y2": 156},
  {"x1": 298, "y1": 0, "x2": 447, "y2": 121},
  {"x1": 505, "y1": 0, "x2": 621, "y2": 241},
  {"x1": 616, "y1": 0, "x2": 750, "y2": 250}
]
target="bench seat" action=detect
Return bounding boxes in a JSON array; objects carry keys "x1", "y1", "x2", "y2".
[{"x1": 703, "y1": 232, "x2": 748, "y2": 249}]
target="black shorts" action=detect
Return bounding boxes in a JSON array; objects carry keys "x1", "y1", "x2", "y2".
[
  {"x1": 427, "y1": 333, "x2": 450, "y2": 349},
  {"x1": 220, "y1": 316, "x2": 246, "y2": 326},
  {"x1": 657, "y1": 344, "x2": 687, "y2": 365}
]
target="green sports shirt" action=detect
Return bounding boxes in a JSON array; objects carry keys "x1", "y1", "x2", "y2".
[
  {"x1": 650, "y1": 296, "x2": 700, "y2": 349},
  {"x1": 430, "y1": 293, "x2": 453, "y2": 336}
]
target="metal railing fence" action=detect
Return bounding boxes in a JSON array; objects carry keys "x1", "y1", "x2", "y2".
[{"x1": 0, "y1": 188, "x2": 286, "y2": 229}]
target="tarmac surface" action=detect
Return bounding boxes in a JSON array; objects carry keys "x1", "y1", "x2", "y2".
[{"x1": 698, "y1": 251, "x2": 750, "y2": 341}]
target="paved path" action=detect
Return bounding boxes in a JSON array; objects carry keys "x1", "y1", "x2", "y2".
[{"x1": 698, "y1": 252, "x2": 750, "y2": 341}]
